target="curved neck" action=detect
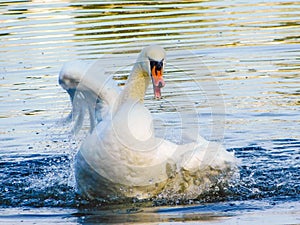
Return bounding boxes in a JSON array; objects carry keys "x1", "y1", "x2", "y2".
[{"x1": 119, "y1": 62, "x2": 150, "y2": 104}]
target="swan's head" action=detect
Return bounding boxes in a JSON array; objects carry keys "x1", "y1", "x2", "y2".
[{"x1": 140, "y1": 45, "x2": 166, "y2": 99}]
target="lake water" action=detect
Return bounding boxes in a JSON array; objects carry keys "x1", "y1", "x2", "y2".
[{"x1": 0, "y1": 0, "x2": 299, "y2": 224}]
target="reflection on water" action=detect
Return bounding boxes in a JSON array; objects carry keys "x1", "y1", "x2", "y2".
[{"x1": 0, "y1": 0, "x2": 299, "y2": 224}]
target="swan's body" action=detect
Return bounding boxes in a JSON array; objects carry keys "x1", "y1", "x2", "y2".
[{"x1": 59, "y1": 45, "x2": 237, "y2": 200}]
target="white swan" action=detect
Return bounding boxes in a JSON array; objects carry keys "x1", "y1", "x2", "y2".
[{"x1": 59, "y1": 45, "x2": 237, "y2": 200}]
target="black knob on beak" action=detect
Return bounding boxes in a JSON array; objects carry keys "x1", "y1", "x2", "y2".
[{"x1": 156, "y1": 60, "x2": 163, "y2": 71}]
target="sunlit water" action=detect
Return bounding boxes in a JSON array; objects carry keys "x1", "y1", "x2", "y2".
[{"x1": 0, "y1": 0, "x2": 299, "y2": 224}]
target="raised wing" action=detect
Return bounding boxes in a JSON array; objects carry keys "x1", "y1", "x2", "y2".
[{"x1": 59, "y1": 60, "x2": 120, "y2": 133}]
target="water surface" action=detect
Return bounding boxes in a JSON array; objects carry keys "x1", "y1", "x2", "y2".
[{"x1": 0, "y1": 0, "x2": 299, "y2": 224}]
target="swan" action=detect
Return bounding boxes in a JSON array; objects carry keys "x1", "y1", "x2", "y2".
[{"x1": 59, "y1": 45, "x2": 237, "y2": 200}]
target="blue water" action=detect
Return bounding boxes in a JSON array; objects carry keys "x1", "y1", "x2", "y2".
[
  {"x1": 0, "y1": 0, "x2": 300, "y2": 224},
  {"x1": 0, "y1": 139, "x2": 299, "y2": 208}
]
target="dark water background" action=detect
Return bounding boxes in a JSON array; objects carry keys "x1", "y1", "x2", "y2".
[{"x1": 0, "y1": 0, "x2": 299, "y2": 224}]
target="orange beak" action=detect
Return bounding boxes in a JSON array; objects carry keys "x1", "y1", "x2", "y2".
[{"x1": 151, "y1": 65, "x2": 165, "y2": 99}]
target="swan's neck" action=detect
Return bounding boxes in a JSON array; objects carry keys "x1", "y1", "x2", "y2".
[{"x1": 120, "y1": 63, "x2": 150, "y2": 103}]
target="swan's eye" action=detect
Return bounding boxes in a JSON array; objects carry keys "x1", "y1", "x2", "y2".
[{"x1": 149, "y1": 58, "x2": 164, "y2": 71}]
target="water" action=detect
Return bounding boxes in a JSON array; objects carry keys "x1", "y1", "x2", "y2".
[{"x1": 0, "y1": 0, "x2": 299, "y2": 224}]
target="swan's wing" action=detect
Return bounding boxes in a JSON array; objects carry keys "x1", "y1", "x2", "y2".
[{"x1": 59, "y1": 60, "x2": 121, "y2": 133}]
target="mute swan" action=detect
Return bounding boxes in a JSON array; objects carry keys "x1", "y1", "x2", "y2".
[{"x1": 59, "y1": 45, "x2": 237, "y2": 200}]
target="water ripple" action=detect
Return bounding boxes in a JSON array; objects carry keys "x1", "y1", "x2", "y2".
[{"x1": 0, "y1": 0, "x2": 299, "y2": 212}]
